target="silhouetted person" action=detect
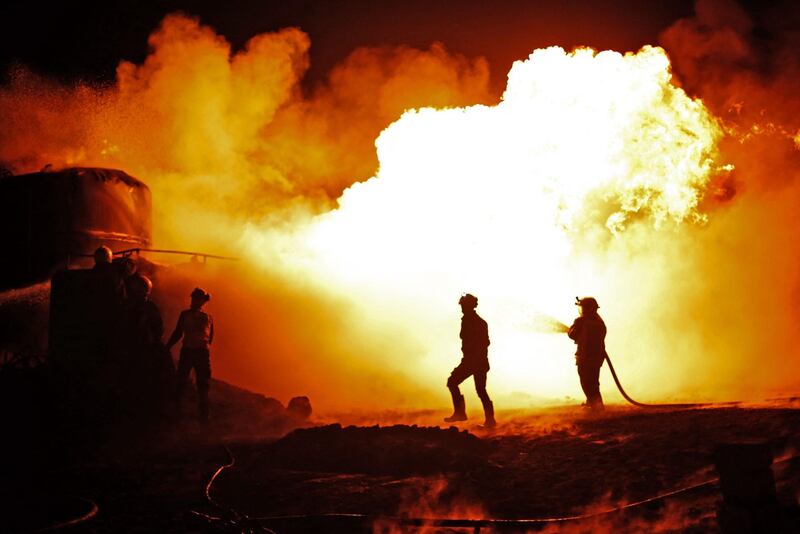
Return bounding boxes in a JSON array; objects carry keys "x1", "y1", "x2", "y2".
[
  {"x1": 168, "y1": 287, "x2": 214, "y2": 422},
  {"x1": 93, "y1": 244, "x2": 113, "y2": 267},
  {"x1": 118, "y1": 256, "x2": 139, "y2": 299},
  {"x1": 89, "y1": 246, "x2": 114, "y2": 313},
  {"x1": 123, "y1": 273, "x2": 167, "y2": 414},
  {"x1": 125, "y1": 274, "x2": 164, "y2": 355},
  {"x1": 88, "y1": 245, "x2": 125, "y2": 361},
  {"x1": 445, "y1": 293, "x2": 496, "y2": 428},
  {"x1": 568, "y1": 297, "x2": 606, "y2": 411},
  {"x1": 91, "y1": 245, "x2": 125, "y2": 302}
]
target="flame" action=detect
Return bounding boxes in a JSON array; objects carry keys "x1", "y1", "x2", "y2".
[
  {"x1": 3, "y1": 6, "x2": 800, "y2": 410},
  {"x1": 373, "y1": 477, "x2": 487, "y2": 534},
  {"x1": 245, "y1": 45, "x2": 725, "y2": 404},
  {"x1": 0, "y1": 14, "x2": 493, "y2": 409}
]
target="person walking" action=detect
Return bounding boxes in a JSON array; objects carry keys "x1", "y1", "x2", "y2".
[{"x1": 445, "y1": 293, "x2": 496, "y2": 428}]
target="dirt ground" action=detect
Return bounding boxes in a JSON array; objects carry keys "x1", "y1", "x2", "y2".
[{"x1": 2, "y1": 392, "x2": 799, "y2": 533}]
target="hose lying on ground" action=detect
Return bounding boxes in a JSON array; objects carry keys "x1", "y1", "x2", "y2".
[
  {"x1": 604, "y1": 353, "x2": 708, "y2": 409},
  {"x1": 31, "y1": 495, "x2": 98, "y2": 532},
  {"x1": 195, "y1": 445, "x2": 800, "y2": 533},
  {"x1": 191, "y1": 445, "x2": 278, "y2": 534},
  {"x1": 534, "y1": 314, "x2": 711, "y2": 409}
]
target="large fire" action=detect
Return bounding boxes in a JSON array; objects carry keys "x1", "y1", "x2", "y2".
[
  {"x1": 246, "y1": 45, "x2": 725, "y2": 404},
  {"x1": 1, "y1": 4, "x2": 799, "y2": 410}
]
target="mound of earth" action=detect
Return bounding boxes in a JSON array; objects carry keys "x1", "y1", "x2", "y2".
[
  {"x1": 256, "y1": 424, "x2": 490, "y2": 475},
  {"x1": 189, "y1": 379, "x2": 311, "y2": 437}
]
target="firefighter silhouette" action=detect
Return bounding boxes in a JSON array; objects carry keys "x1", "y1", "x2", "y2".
[
  {"x1": 445, "y1": 293, "x2": 496, "y2": 428},
  {"x1": 123, "y1": 273, "x2": 173, "y2": 414},
  {"x1": 568, "y1": 297, "x2": 606, "y2": 411},
  {"x1": 167, "y1": 287, "x2": 214, "y2": 421},
  {"x1": 88, "y1": 245, "x2": 126, "y2": 361}
]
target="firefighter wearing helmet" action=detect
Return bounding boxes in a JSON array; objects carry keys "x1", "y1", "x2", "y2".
[
  {"x1": 445, "y1": 293, "x2": 496, "y2": 428},
  {"x1": 122, "y1": 273, "x2": 170, "y2": 411},
  {"x1": 568, "y1": 297, "x2": 606, "y2": 411},
  {"x1": 125, "y1": 273, "x2": 163, "y2": 349},
  {"x1": 93, "y1": 245, "x2": 113, "y2": 266},
  {"x1": 167, "y1": 287, "x2": 214, "y2": 422}
]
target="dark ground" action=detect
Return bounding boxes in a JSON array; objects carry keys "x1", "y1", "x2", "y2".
[{"x1": 2, "y1": 386, "x2": 799, "y2": 533}]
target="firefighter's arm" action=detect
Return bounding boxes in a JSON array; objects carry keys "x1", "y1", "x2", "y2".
[
  {"x1": 166, "y1": 312, "x2": 184, "y2": 349},
  {"x1": 209, "y1": 316, "x2": 214, "y2": 345},
  {"x1": 567, "y1": 318, "x2": 582, "y2": 341}
]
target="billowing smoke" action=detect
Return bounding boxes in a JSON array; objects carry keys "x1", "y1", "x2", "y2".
[
  {"x1": 0, "y1": 14, "x2": 492, "y2": 251},
  {"x1": 653, "y1": 0, "x2": 800, "y2": 400},
  {"x1": 2, "y1": 2, "x2": 799, "y2": 411},
  {"x1": 0, "y1": 14, "x2": 491, "y2": 409}
]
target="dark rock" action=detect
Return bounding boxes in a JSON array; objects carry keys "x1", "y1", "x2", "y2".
[{"x1": 287, "y1": 396, "x2": 312, "y2": 420}]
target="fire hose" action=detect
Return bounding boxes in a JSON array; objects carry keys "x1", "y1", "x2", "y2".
[
  {"x1": 538, "y1": 313, "x2": 708, "y2": 409},
  {"x1": 603, "y1": 353, "x2": 706, "y2": 409},
  {"x1": 194, "y1": 446, "x2": 800, "y2": 533},
  {"x1": 25, "y1": 495, "x2": 98, "y2": 532}
]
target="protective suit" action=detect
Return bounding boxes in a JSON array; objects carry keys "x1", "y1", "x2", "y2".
[
  {"x1": 168, "y1": 288, "x2": 214, "y2": 421},
  {"x1": 445, "y1": 294, "x2": 495, "y2": 428},
  {"x1": 568, "y1": 297, "x2": 606, "y2": 410}
]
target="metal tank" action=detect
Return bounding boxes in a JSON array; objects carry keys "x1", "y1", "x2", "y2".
[
  {"x1": 0, "y1": 167, "x2": 152, "y2": 363},
  {"x1": 0, "y1": 167, "x2": 152, "y2": 291}
]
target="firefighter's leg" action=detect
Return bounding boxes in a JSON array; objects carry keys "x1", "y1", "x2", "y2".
[
  {"x1": 578, "y1": 364, "x2": 592, "y2": 404},
  {"x1": 589, "y1": 361, "x2": 604, "y2": 410},
  {"x1": 174, "y1": 349, "x2": 193, "y2": 406},
  {"x1": 194, "y1": 349, "x2": 212, "y2": 422},
  {"x1": 579, "y1": 362, "x2": 603, "y2": 410},
  {"x1": 474, "y1": 372, "x2": 496, "y2": 428},
  {"x1": 445, "y1": 365, "x2": 469, "y2": 422}
]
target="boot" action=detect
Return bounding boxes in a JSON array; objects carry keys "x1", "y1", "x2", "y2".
[
  {"x1": 589, "y1": 396, "x2": 604, "y2": 412},
  {"x1": 444, "y1": 394, "x2": 467, "y2": 423},
  {"x1": 481, "y1": 399, "x2": 496, "y2": 429}
]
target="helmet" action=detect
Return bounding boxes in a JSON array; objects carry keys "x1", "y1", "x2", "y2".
[
  {"x1": 129, "y1": 274, "x2": 153, "y2": 298},
  {"x1": 191, "y1": 287, "x2": 211, "y2": 302},
  {"x1": 575, "y1": 296, "x2": 599, "y2": 310},
  {"x1": 459, "y1": 293, "x2": 478, "y2": 309},
  {"x1": 93, "y1": 245, "x2": 113, "y2": 265}
]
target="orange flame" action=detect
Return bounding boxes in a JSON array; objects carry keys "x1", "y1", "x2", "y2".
[
  {"x1": 2, "y1": 5, "x2": 800, "y2": 410},
  {"x1": 246, "y1": 45, "x2": 732, "y2": 405}
]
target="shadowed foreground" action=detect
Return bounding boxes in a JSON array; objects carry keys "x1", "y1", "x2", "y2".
[{"x1": 3, "y1": 398, "x2": 798, "y2": 533}]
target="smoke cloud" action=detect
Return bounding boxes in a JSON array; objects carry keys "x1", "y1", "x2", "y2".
[
  {"x1": 653, "y1": 0, "x2": 800, "y2": 399},
  {"x1": 0, "y1": 13, "x2": 491, "y2": 410}
]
